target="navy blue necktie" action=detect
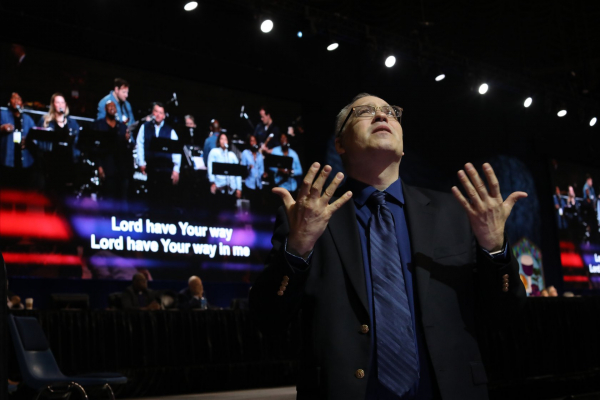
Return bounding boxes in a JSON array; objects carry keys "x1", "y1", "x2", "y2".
[{"x1": 368, "y1": 190, "x2": 419, "y2": 397}]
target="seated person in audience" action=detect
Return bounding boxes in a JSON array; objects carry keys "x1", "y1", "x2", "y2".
[
  {"x1": 6, "y1": 282, "x2": 24, "y2": 310},
  {"x1": 178, "y1": 276, "x2": 209, "y2": 310},
  {"x1": 121, "y1": 273, "x2": 161, "y2": 310},
  {"x1": 540, "y1": 289, "x2": 549, "y2": 297},
  {"x1": 547, "y1": 285, "x2": 558, "y2": 297},
  {"x1": 270, "y1": 132, "x2": 302, "y2": 196},
  {"x1": 207, "y1": 132, "x2": 242, "y2": 198}
]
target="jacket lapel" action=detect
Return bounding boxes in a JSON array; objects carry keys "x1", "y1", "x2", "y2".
[
  {"x1": 403, "y1": 183, "x2": 436, "y2": 308},
  {"x1": 327, "y1": 198, "x2": 369, "y2": 314}
]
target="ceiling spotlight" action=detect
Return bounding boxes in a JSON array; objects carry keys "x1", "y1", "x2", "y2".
[
  {"x1": 478, "y1": 83, "x2": 489, "y2": 95},
  {"x1": 327, "y1": 42, "x2": 339, "y2": 51},
  {"x1": 385, "y1": 56, "x2": 396, "y2": 68},
  {"x1": 435, "y1": 74, "x2": 445, "y2": 81},
  {"x1": 184, "y1": 2, "x2": 198, "y2": 11},
  {"x1": 524, "y1": 97, "x2": 533, "y2": 108},
  {"x1": 590, "y1": 117, "x2": 597, "y2": 127},
  {"x1": 297, "y1": 31, "x2": 303, "y2": 38},
  {"x1": 261, "y1": 20, "x2": 274, "y2": 33},
  {"x1": 557, "y1": 109, "x2": 567, "y2": 117}
]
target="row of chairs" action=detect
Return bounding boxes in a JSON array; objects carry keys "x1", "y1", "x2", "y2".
[{"x1": 7, "y1": 314, "x2": 127, "y2": 399}]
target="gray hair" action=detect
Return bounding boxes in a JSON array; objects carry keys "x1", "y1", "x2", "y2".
[{"x1": 334, "y1": 92, "x2": 375, "y2": 138}]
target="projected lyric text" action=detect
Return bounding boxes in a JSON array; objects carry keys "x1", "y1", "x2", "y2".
[{"x1": 89, "y1": 217, "x2": 250, "y2": 258}]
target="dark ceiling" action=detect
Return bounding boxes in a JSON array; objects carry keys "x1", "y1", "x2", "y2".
[
  {"x1": 1, "y1": 0, "x2": 599, "y2": 171},
  {"x1": 2, "y1": 0, "x2": 599, "y2": 106}
]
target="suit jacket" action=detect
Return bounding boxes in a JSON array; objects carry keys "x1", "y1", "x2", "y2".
[
  {"x1": 250, "y1": 183, "x2": 526, "y2": 400},
  {"x1": 121, "y1": 286, "x2": 157, "y2": 310},
  {"x1": 178, "y1": 288, "x2": 208, "y2": 310}
]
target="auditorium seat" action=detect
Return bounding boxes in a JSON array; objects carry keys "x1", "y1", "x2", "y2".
[
  {"x1": 108, "y1": 292, "x2": 122, "y2": 309},
  {"x1": 7, "y1": 314, "x2": 127, "y2": 399}
]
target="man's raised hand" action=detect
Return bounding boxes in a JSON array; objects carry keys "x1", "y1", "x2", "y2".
[
  {"x1": 451, "y1": 162, "x2": 527, "y2": 252},
  {"x1": 272, "y1": 162, "x2": 353, "y2": 259}
]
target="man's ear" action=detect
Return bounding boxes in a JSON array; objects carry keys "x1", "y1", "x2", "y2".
[{"x1": 335, "y1": 136, "x2": 345, "y2": 155}]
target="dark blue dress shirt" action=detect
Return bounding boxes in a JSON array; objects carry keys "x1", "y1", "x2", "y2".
[{"x1": 345, "y1": 177, "x2": 434, "y2": 400}]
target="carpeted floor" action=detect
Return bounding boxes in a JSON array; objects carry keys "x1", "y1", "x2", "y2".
[{"x1": 133, "y1": 386, "x2": 296, "y2": 400}]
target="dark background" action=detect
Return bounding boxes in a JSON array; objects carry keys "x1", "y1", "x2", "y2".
[{"x1": 1, "y1": 0, "x2": 600, "y2": 298}]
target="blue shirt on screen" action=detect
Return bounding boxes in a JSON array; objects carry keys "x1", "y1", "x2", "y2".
[
  {"x1": 97, "y1": 92, "x2": 134, "y2": 126},
  {"x1": 270, "y1": 146, "x2": 302, "y2": 192},
  {"x1": 240, "y1": 149, "x2": 264, "y2": 190},
  {"x1": 0, "y1": 109, "x2": 35, "y2": 168}
]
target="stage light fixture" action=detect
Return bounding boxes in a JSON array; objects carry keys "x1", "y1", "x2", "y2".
[
  {"x1": 590, "y1": 117, "x2": 597, "y2": 127},
  {"x1": 261, "y1": 20, "x2": 274, "y2": 33},
  {"x1": 478, "y1": 83, "x2": 489, "y2": 95},
  {"x1": 184, "y1": 2, "x2": 198, "y2": 11},
  {"x1": 297, "y1": 31, "x2": 303, "y2": 38},
  {"x1": 385, "y1": 56, "x2": 396, "y2": 68},
  {"x1": 435, "y1": 74, "x2": 445, "y2": 81},
  {"x1": 557, "y1": 109, "x2": 567, "y2": 117},
  {"x1": 327, "y1": 42, "x2": 339, "y2": 51},
  {"x1": 524, "y1": 97, "x2": 533, "y2": 108}
]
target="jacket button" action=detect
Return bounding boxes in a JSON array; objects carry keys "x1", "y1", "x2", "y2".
[
  {"x1": 355, "y1": 369, "x2": 365, "y2": 379},
  {"x1": 360, "y1": 324, "x2": 369, "y2": 334}
]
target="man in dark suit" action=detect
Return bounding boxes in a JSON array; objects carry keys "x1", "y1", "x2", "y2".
[
  {"x1": 121, "y1": 273, "x2": 160, "y2": 310},
  {"x1": 250, "y1": 93, "x2": 527, "y2": 399},
  {"x1": 178, "y1": 275, "x2": 208, "y2": 310}
]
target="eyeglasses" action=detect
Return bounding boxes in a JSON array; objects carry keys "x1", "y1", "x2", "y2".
[{"x1": 337, "y1": 105, "x2": 403, "y2": 137}]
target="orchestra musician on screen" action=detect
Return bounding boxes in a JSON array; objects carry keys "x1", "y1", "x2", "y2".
[{"x1": 0, "y1": 92, "x2": 35, "y2": 188}]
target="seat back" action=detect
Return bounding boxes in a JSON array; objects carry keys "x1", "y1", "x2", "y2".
[
  {"x1": 7, "y1": 314, "x2": 67, "y2": 389},
  {"x1": 108, "y1": 292, "x2": 122, "y2": 309}
]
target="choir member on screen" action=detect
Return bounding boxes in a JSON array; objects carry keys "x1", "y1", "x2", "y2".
[
  {"x1": 135, "y1": 102, "x2": 181, "y2": 199},
  {"x1": 202, "y1": 119, "x2": 221, "y2": 167},
  {"x1": 37, "y1": 93, "x2": 80, "y2": 191},
  {"x1": 0, "y1": 92, "x2": 35, "y2": 188},
  {"x1": 97, "y1": 78, "x2": 135, "y2": 126},
  {"x1": 207, "y1": 132, "x2": 242, "y2": 200},
  {"x1": 270, "y1": 132, "x2": 302, "y2": 197},
  {"x1": 91, "y1": 100, "x2": 134, "y2": 201},
  {"x1": 241, "y1": 134, "x2": 265, "y2": 204}
]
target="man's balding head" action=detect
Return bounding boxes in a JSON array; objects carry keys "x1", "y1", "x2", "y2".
[
  {"x1": 188, "y1": 276, "x2": 204, "y2": 297},
  {"x1": 334, "y1": 94, "x2": 404, "y2": 171}
]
